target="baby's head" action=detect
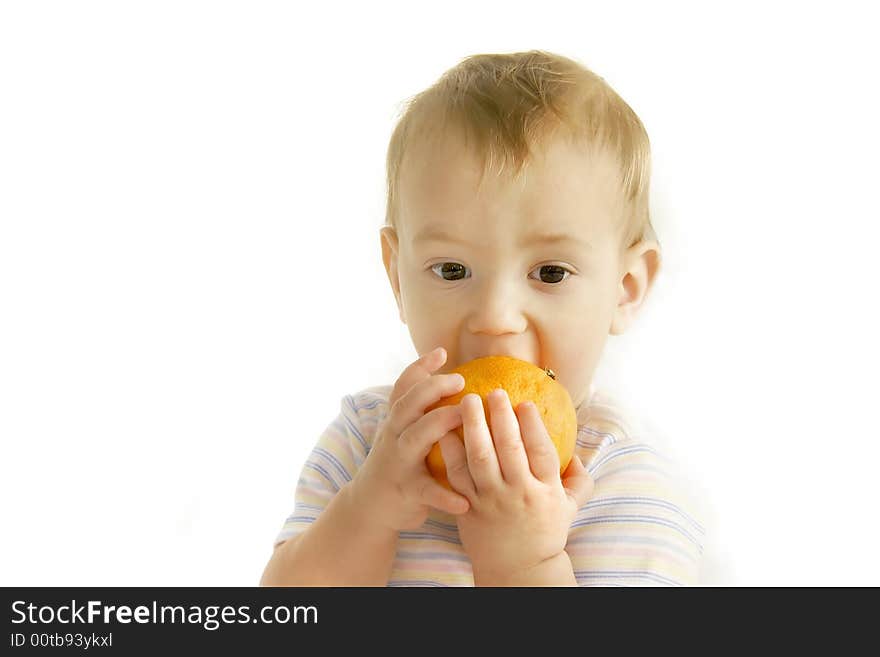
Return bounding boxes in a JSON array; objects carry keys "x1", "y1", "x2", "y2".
[{"x1": 380, "y1": 50, "x2": 660, "y2": 411}]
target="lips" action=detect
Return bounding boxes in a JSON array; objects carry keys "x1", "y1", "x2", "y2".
[{"x1": 461, "y1": 353, "x2": 535, "y2": 366}]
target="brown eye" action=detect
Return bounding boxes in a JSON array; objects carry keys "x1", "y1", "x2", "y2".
[
  {"x1": 532, "y1": 265, "x2": 570, "y2": 284},
  {"x1": 431, "y1": 262, "x2": 469, "y2": 281}
]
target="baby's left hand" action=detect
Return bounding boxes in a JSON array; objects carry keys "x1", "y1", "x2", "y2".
[{"x1": 439, "y1": 389, "x2": 594, "y2": 582}]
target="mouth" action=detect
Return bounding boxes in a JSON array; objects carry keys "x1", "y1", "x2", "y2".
[{"x1": 465, "y1": 354, "x2": 536, "y2": 366}]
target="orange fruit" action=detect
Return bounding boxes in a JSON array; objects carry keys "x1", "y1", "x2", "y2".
[{"x1": 425, "y1": 355, "x2": 577, "y2": 489}]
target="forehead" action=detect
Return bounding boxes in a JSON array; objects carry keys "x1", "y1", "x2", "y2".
[{"x1": 398, "y1": 129, "x2": 624, "y2": 241}]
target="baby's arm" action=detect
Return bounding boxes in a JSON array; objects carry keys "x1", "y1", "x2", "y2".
[
  {"x1": 261, "y1": 348, "x2": 469, "y2": 586},
  {"x1": 260, "y1": 480, "x2": 398, "y2": 586}
]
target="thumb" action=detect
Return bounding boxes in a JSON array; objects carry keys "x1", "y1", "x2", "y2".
[{"x1": 562, "y1": 454, "x2": 594, "y2": 509}]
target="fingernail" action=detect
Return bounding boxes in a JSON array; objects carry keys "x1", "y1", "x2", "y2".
[{"x1": 425, "y1": 347, "x2": 443, "y2": 362}]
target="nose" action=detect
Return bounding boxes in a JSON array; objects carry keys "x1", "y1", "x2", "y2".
[{"x1": 465, "y1": 274, "x2": 528, "y2": 336}]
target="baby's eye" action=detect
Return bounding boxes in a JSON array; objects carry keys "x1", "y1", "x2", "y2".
[
  {"x1": 430, "y1": 262, "x2": 470, "y2": 281},
  {"x1": 529, "y1": 264, "x2": 572, "y2": 284}
]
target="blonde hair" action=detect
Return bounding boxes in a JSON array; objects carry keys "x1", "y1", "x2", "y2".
[{"x1": 384, "y1": 49, "x2": 656, "y2": 251}]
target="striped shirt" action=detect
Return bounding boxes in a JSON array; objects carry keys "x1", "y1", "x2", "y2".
[{"x1": 274, "y1": 383, "x2": 705, "y2": 586}]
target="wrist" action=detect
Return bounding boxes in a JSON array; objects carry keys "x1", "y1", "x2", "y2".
[
  {"x1": 342, "y1": 478, "x2": 400, "y2": 540},
  {"x1": 472, "y1": 551, "x2": 577, "y2": 587}
]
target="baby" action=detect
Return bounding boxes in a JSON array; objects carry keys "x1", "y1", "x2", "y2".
[{"x1": 261, "y1": 49, "x2": 704, "y2": 586}]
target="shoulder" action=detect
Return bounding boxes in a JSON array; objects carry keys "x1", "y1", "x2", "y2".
[
  {"x1": 297, "y1": 385, "x2": 393, "y2": 493},
  {"x1": 344, "y1": 385, "x2": 393, "y2": 416},
  {"x1": 574, "y1": 386, "x2": 649, "y2": 474},
  {"x1": 342, "y1": 385, "x2": 393, "y2": 438},
  {"x1": 570, "y1": 387, "x2": 706, "y2": 585},
  {"x1": 576, "y1": 387, "x2": 685, "y2": 481},
  {"x1": 333, "y1": 385, "x2": 393, "y2": 452}
]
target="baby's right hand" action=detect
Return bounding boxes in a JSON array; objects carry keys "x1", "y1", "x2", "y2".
[{"x1": 350, "y1": 347, "x2": 469, "y2": 532}]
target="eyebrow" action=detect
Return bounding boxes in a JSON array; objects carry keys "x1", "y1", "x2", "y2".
[{"x1": 412, "y1": 227, "x2": 592, "y2": 250}]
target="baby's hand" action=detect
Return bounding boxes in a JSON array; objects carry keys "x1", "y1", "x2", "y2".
[
  {"x1": 439, "y1": 389, "x2": 594, "y2": 583},
  {"x1": 349, "y1": 347, "x2": 471, "y2": 532}
]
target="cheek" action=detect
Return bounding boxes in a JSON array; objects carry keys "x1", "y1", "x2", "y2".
[
  {"x1": 543, "y1": 287, "x2": 614, "y2": 333},
  {"x1": 541, "y1": 340, "x2": 603, "y2": 402},
  {"x1": 399, "y1": 286, "x2": 458, "y2": 352},
  {"x1": 536, "y1": 303, "x2": 612, "y2": 370},
  {"x1": 400, "y1": 268, "x2": 461, "y2": 316}
]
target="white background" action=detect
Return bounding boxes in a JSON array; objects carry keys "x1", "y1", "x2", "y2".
[{"x1": 2, "y1": 1, "x2": 878, "y2": 586}]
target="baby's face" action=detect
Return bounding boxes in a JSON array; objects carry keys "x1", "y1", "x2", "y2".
[{"x1": 382, "y1": 130, "x2": 648, "y2": 411}]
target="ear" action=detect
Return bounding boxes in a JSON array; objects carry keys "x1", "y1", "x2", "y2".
[
  {"x1": 609, "y1": 239, "x2": 661, "y2": 336},
  {"x1": 380, "y1": 225, "x2": 406, "y2": 324}
]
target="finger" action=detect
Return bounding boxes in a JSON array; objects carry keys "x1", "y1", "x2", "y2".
[
  {"x1": 438, "y1": 430, "x2": 476, "y2": 499},
  {"x1": 561, "y1": 451, "x2": 586, "y2": 480},
  {"x1": 561, "y1": 454, "x2": 594, "y2": 509},
  {"x1": 416, "y1": 474, "x2": 470, "y2": 516},
  {"x1": 389, "y1": 346, "x2": 448, "y2": 408},
  {"x1": 487, "y1": 388, "x2": 531, "y2": 487},
  {"x1": 398, "y1": 404, "x2": 463, "y2": 461},
  {"x1": 389, "y1": 370, "x2": 465, "y2": 437},
  {"x1": 515, "y1": 401, "x2": 561, "y2": 483},
  {"x1": 460, "y1": 393, "x2": 502, "y2": 493}
]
